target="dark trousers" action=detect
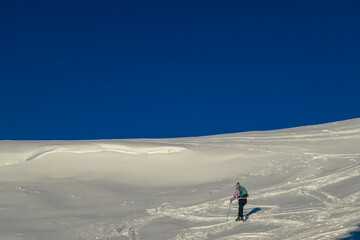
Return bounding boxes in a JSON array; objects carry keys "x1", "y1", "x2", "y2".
[{"x1": 238, "y1": 199, "x2": 247, "y2": 218}]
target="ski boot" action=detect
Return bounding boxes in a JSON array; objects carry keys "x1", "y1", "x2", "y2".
[{"x1": 235, "y1": 217, "x2": 245, "y2": 222}]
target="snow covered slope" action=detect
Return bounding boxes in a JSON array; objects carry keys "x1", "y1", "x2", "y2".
[{"x1": 0, "y1": 118, "x2": 360, "y2": 240}]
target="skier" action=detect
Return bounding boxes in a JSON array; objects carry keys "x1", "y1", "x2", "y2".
[{"x1": 230, "y1": 182, "x2": 248, "y2": 222}]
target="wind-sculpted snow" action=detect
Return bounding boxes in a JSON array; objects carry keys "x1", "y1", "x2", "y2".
[
  {"x1": 0, "y1": 118, "x2": 360, "y2": 240},
  {"x1": 0, "y1": 142, "x2": 186, "y2": 167}
]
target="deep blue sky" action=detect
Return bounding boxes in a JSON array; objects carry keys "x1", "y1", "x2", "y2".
[{"x1": 1, "y1": 0, "x2": 359, "y2": 140}]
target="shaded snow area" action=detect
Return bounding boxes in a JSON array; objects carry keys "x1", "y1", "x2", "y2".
[{"x1": 1, "y1": 119, "x2": 360, "y2": 240}]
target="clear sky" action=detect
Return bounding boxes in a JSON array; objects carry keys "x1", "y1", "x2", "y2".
[{"x1": 1, "y1": 0, "x2": 359, "y2": 140}]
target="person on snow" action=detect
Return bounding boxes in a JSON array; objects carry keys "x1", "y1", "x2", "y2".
[{"x1": 230, "y1": 182, "x2": 248, "y2": 222}]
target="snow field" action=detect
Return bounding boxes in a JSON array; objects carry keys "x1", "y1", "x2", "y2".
[{"x1": 0, "y1": 118, "x2": 360, "y2": 239}]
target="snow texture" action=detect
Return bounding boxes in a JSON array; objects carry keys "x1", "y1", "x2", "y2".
[{"x1": 0, "y1": 118, "x2": 360, "y2": 239}]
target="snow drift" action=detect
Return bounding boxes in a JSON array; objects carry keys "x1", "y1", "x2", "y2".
[{"x1": 0, "y1": 118, "x2": 360, "y2": 239}]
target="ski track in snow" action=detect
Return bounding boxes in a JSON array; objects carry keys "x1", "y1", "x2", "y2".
[{"x1": 69, "y1": 148, "x2": 360, "y2": 240}]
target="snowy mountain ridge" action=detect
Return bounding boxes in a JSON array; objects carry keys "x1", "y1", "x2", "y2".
[{"x1": 0, "y1": 118, "x2": 359, "y2": 239}]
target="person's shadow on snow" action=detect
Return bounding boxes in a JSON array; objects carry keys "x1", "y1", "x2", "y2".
[{"x1": 245, "y1": 208, "x2": 262, "y2": 221}]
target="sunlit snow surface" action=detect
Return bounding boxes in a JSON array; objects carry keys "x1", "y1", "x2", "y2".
[{"x1": 1, "y1": 119, "x2": 360, "y2": 240}]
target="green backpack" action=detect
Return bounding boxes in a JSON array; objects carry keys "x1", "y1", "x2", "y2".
[{"x1": 237, "y1": 185, "x2": 249, "y2": 198}]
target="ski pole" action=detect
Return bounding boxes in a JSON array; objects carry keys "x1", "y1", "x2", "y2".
[{"x1": 226, "y1": 202, "x2": 231, "y2": 222}]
